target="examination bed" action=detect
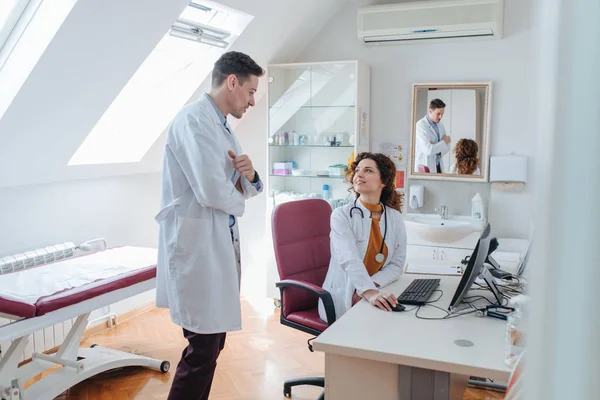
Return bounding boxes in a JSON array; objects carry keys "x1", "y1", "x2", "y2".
[{"x1": 0, "y1": 245, "x2": 169, "y2": 400}]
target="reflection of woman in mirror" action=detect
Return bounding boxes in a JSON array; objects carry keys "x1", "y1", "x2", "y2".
[
  {"x1": 450, "y1": 138, "x2": 480, "y2": 175},
  {"x1": 414, "y1": 99, "x2": 451, "y2": 174}
]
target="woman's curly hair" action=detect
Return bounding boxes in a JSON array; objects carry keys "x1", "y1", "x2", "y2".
[
  {"x1": 345, "y1": 152, "x2": 403, "y2": 212},
  {"x1": 454, "y1": 139, "x2": 480, "y2": 175}
]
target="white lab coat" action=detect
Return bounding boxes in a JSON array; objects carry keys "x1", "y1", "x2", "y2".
[
  {"x1": 155, "y1": 94, "x2": 262, "y2": 334},
  {"x1": 414, "y1": 116, "x2": 450, "y2": 173},
  {"x1": 318, "y1": 200, "x2": 407, "y2": 323}
]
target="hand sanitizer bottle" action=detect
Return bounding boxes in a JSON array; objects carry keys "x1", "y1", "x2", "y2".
[
  {"x1": 472, "y1": 193, "x2": 484, "y2": 220},
  {"x1": 504, "y1": 295, "x2": 528, "y2": 367}
]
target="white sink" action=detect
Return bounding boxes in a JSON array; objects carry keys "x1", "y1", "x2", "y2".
[{"x1": 404, "y1": 214, "x2": 484, "y2": 243}]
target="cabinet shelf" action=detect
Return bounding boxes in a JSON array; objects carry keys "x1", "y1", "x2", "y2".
[
  {"x1": 269, "y1": 105, "x2": 356, "y2": 109},
  {"x1": 270, "y1": 174, "x2": 346, "y2": 180},
  {"x1": 269, "y1": 145, "x2": 354, "y2": 148}
]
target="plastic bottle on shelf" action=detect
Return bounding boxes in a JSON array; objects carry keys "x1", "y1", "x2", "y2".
[{"x1": 322, "y1": 184, "x2": 330, "y2": 201}]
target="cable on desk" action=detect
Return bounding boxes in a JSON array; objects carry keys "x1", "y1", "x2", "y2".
[
  {"x1": 441, "y1": 301, "x2": 484, "y2": 319},
  {"x1": 472, "y1": 281, "x2": 522, "y2": 304},
  {"x1": 307, "y1": 336, "x2": 316, "y2": 352},
  {"x1": 474, "y1": 276, "x2": 527, "y2": 299},
  {"x1": 497, "y1": 281, "x2": 526, "y2": 297},
  {"x1": 425, "y1": 289, "x2": 444, "y2": 304},
  {"x1": 463, "y1": 295, "x2": 495, "y2": 305},
  {"x1": 414, "y1": 303, "x2": 449, "y2": 320},
  {"x1": 443, "y1": 308, "x2": 479, "y2": 319},
  {"x1": 415, "y1": 296, "x2": 494, "y2": 320}
]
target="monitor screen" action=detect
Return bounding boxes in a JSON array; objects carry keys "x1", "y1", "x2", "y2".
[
  {"x1": 517, "y1": 223, "x2": 535, "y2": 276},
  {"x1": 448, "y1": 223, "x2": 493, "y2": 312}
]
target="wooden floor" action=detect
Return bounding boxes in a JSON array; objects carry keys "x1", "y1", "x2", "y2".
[{"x1": 49, "y1": 298, "x2": 504, "y2": 399}]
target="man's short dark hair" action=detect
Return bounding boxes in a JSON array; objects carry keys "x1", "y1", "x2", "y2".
[
  {"x1": 429, "y1": 98, "x2": 446, "y2": 110},
  {"x1": 212, "y1": 51, "x2": 264, "y2": 88}
]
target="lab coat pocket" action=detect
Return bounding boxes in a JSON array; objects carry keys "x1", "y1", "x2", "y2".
[{"x1": 174, "y1": 215, "x2": 213, "y2": 256}]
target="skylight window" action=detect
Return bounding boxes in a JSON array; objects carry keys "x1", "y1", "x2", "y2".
[
  {"x1": 68, "y1": 1, "x2": 253, "y2": 165},
  {"x1": 0, "y1": 0, "x2": 78, "y2": 121},
  {"x1": 0, "y1": 1, "x2": 26, "y2": 49}
]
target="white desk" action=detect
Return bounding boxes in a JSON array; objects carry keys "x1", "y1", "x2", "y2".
[{"x1": 312, "y1": 272, "x2": 512, "y2": 400}]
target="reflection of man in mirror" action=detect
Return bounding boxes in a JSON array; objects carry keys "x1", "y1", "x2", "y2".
[{"x1": 414, "y1": 99, "x2": 451, "y2": 173}]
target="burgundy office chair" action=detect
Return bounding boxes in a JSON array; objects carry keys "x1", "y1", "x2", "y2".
[
  {"x1": 272, "y1": 199, "x2": 337, "y2": 400},
  {"x1": 418, "y1": 164, "x2": 431, "y2": 173}
]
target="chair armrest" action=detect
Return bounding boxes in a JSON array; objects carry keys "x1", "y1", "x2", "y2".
[{"x1": 276, "y1": 279, "x2": 336, "y2": 325}]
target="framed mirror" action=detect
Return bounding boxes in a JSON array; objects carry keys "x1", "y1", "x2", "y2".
[{"x1": 408, "y1": 82, "x2": 492, "y2": 182}]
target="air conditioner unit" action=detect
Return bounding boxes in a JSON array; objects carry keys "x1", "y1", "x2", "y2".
[{"x1": 358, "y1": 0, "x2": 504, "y2": 45}]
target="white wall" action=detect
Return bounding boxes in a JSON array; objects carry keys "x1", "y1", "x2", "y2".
[
  {"x1": 232, "y1": 95, "x2": 271, "y2": 299},
  {"x1": 295, "y1": 0, "x2": 535, "y2": 238},
  {"x1": 0, "y1": 173, "x2": 161, "y2": 255}
]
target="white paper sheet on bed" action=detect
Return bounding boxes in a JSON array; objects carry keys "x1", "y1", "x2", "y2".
[{"x1": 0, "y1": 246, "x2": 158, "y2": 304}]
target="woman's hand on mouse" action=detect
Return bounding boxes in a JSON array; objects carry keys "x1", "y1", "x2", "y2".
[{"x1": 362, "y1": 290, "x2": 398, "y2": 311}]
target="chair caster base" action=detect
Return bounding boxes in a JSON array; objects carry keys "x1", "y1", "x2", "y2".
[{"x1": 283, "y1": 377, "x2": 324, "y2": 398}]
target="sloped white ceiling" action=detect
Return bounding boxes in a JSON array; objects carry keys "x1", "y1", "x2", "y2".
[{"x1": 0, "y1": 0, "x2": 349, "y2": 188}]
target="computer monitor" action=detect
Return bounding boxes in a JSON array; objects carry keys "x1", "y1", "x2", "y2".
[
  {"x1": 516, "y1": 223, "x2": 534, "y2": 277},
  {"x1": 448, "y1": 223, "x2": 503, "y2": 312},
  {"x1": 487, "y1": 223, "x2": 534, "y2": 278},
  {"x1": 516, "y1": 236, "x2": 532, "y2": 277}
]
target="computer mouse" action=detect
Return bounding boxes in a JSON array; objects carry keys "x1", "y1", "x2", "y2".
[{"x1": 391, "y1": 303, "x2": 406, "y2": 312}]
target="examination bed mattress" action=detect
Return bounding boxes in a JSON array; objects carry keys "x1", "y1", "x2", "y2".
[{"x1": 0, "y1": 246, "x2": 157, "y2": 319}]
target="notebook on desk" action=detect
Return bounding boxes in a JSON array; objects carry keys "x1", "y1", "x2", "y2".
[{"x1": 404, "y1": 263, "x2": 463, "y2": 276}]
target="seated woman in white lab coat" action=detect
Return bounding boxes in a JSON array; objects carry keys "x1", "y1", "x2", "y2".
[
  {"x1": 449, "y1": 138, "x2": 481, "y2": 175},
  {"x1": 318, "y1": 152, "x2": 407, "y2": 323}
]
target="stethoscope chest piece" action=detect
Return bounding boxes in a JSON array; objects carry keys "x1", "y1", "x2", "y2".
[{"x1": 375, "y1": 253, "x2": 385, "y2": 263}]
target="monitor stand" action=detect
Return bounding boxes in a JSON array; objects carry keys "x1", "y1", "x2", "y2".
[
  {"x1": 487, "y1": 255, "x2": 513, "y2": 279},
  {"x1": 479, "y1": 265, "x2": 503, "y2": 305}
]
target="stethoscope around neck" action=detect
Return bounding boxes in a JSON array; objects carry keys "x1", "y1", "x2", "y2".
[{"x1": 349, "y1": 198, "x2": 388, "y2": 263}]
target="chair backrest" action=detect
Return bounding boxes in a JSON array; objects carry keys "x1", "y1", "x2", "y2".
[
  {"x1": 418, "y1": 164, "x2": 430, "y2": 173},
  {"x1": 272, "y1": 199, "x2": 331, "y2": 316}
]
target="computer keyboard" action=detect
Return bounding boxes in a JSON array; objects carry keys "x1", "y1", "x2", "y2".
[{"x1": 397, "y1": 278, "x2": 440, "y2": 305}]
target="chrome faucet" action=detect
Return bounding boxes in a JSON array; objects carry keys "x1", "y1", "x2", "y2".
[{"x1": 435, "y1": 205, "x2": 448, "y2": 220}]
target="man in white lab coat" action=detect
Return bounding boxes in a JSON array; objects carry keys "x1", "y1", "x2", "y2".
[
  {"x1": 413, "y1": 98, "x2": 451, "y2": 173},
  {"x1": 155, "y1": 51, "x2": 264, "y2": 400}
]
